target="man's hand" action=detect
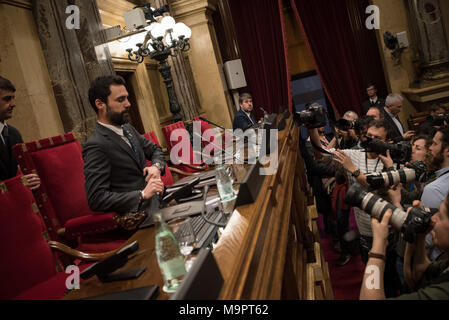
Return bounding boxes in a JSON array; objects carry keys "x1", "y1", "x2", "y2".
[
  {"x1": 387, "y1": 183, "x2": 402, "y2": 208},
  {"x1": 378, "y1": 149, "x2": 394, "y2": 169},
  {"x1": 333, "y1": 150, "x2": 357, "y2": 172},
  {"x1": 24, "y1": 174, "x2": 41, "y2": 191},
  {"x1": 371, "y1": 208, "x2": 393, "y2": 248},
  {"x1": 402, "y1": 130, "x2": 415, "y2": 141},
  {"x1": 142, "y1": 178, "x2": 164, "y2": 200},
  {"x1": 143, "y1": 165, "x2": 161, "y2": 182}
]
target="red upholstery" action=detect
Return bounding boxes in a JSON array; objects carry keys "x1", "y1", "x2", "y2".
[
  {"x1": 0, "y1": 175, "x2": 62, "y2": 299},
  {"x1": 142, "y1": 132, "x2": 174, "y2": 186},
  {"x1": 161, "y1": 122, "x2": 205, "y2": 176},
  {"x1": 12, "y1": 133, "x2": 125, "y2": 251},
  {"x1": 193, "y1": 114, "x2": 232, "y2": 150}
]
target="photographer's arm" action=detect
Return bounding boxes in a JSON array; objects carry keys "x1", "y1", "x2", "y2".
[
  {"x1": 333, "y1": 150, "x2": 370, "y2": 188},
  {"x1": 327, "y1": 137, "x2": 337, "y2": 149},
  {"x1": 360, "y1": 209, "x2": 392, "y2": 300},
  {"x1": 307, "y1": 127, "x2": 325, "y2": 159}
]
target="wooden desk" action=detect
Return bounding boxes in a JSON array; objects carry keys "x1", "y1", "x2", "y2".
[{"x1": 64, "y1": 118, "x2": 312, "y2": 300}]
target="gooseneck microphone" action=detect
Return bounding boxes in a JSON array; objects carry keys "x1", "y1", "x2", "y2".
[
  {"x1": 200, "y1": 185, "x2": 227, "y2": 228},
  {"x1": 198, "y1": 116, "x2": 226, "y2": 131},
  {"x1": 193, "y1": 131, "x2": 245, "y2": 163}
]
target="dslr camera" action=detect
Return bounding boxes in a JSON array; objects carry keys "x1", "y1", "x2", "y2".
[
  {"x1": 294, "y1": 103, "x2": 327, "y2": 129},
  {"x1": 361, "y1": 137, "x2": 411, "y2": 164},
  {"x1": 345, "y1": 183, "x2": 437, "y2": 243},
  {"x1": 365, "y1": 161, "x2": 428, "y2": 189}
]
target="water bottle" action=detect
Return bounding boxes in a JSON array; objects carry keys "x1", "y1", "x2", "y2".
[
  {"x1": 214, "y1": 159, "x2": 237, "y2": 202},
  {"x1": 154, "y1": 212, "x2": 187, "y2": 293}
]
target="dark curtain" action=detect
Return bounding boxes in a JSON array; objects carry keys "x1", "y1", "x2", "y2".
[
  {"x1": 290, "y1": 0, "x2": 387, "y2": 117},
  {"x1": 228, "y1": 0, "x2": 292, "y2": 119}
]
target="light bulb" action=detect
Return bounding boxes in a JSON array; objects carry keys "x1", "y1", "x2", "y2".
[
  {"x1": 151, "y1": 23, "x2": 165, "y2": 39},
  {"x1": 165, "y1": 33, "x2": 173, "y2": 46},
  {"x1": 173, "y1": 23, "x2": 191, "y2": 39},
  {"x1": 161, "y1": 16, "x2": 176, "y2": 32}
]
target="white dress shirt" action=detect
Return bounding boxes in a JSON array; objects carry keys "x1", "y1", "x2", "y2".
[{"x1": 97, "y1": 121, "x2": 132, "y2": 149}]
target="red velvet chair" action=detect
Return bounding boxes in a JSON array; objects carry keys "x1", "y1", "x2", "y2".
[
  {"x1": 0, "y1": 175, "x2": 116, "y2": 300},
  {"x1": 12, "y1": 133, "x2": 127, "y2": 252},
  {"x1": 161, "y1": 122, "x2": 208, "y2": 177},
  {"x1": 192, "y1": 114, "x2": 232, "y2": 150}
]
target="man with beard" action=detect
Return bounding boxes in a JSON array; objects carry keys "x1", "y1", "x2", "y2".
[
  {"x1": 83, "y1": 75, "x2": 165, "y2": 214},
  {"x1": 421, "y1": 126, "x2": 449, "y2": 261}
]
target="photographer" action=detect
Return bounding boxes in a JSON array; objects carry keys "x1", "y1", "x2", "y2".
[
  {"x1": 309, "y1": 118, "x2": 402, "y2": 297},
  {"x1": 360, "y1": 195, "x2": 449, "y2": 300},
  {"x1": 418, "y1": 104, "x2": 447, "y2": 137},
  {"x1": 335, "y1": 110, "x2": 359, "y2": 149}
]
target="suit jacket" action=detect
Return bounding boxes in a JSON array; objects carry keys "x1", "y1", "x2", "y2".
[
  {"x1": 362, "y1": 97, "x2": 385, "y2": 115},
  {"x1": 233, "y1": 109, "x2": 257, "y2": 131},
  {"x1": 83, "y1": 123, "x2": 166, "y2": 214},
  {"x1": 381, "y1": 108, "x2": 404, "y2": 143},
  {"x1": 0, "y1": 125, "x2": 23, "y2": 181}
]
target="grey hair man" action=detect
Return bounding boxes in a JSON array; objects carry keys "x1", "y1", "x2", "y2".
[{"x1": 383, "y1": 93, "x2": 414, "y2": 142}]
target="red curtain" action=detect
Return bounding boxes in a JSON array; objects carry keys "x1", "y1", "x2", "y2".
[
  {"x1": 290, "y1": 0, "x2": 382, "y2": 117},
  {"x1": 228, "y1": 0, "x2": 292, "y2": 119}
]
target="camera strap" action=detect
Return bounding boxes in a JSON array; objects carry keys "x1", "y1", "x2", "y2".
[{"x1": 365, "y1": 153, "x2": 380, "y2": 174}]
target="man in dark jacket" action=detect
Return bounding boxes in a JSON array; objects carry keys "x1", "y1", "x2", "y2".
[
  {"x1": 233, "y1": 93, "x2": 258, "y2": 131},
  {"x1": 0, "y1": 76, "x2": 40, "y2": 189},
  {"x1": 83, "y1": 75, "x2": 165, "y2": 214}
]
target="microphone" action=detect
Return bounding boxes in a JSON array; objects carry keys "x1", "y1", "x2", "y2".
[
  {"x1": 198, "y1": 116, "x2": 226, "y2": 131},
  {"x1": 200, "y1": 185, "x2": 227, "y2": 228},
  {"x1": 193, "y1": 131, "x2": 245, "y2": 163}
]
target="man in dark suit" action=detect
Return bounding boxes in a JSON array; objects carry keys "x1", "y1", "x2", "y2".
[
  {"x1": 83, "y1": 76, "x2": 165, "y2": 214},
  {"x1": 0, "y1": 76, "x2": 40, "y2": 189},
  {"x1": 382, "y1": 93, "x2": 414, "y2": 143},
  {"x1": 233, "y1": 93, "x2": 258, "y2": 131},
  {"x1": 362, "y1": 83, "x2": 385, "y2": 115}
]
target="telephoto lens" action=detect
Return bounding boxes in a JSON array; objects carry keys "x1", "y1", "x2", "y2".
[
  {"x1": 345, "y1": 183, "x2": 436, "y2": 242},
  {"x1": 365, "y1": 161, "x2": 428, "y2": 189}
]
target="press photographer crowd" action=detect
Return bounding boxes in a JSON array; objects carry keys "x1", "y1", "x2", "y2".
[{"x1": 295, "y1": 88, "x2": 449, "y2": 299}]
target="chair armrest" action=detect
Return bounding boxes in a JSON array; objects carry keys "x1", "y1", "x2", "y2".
[
  {"x1": 62, "y1": 213, "x2": 119, "y2": 238},
  {"x1": 48, "y1": 241, "x2": 118, "y2": 262},
  {"x1": 168, "y1": 166, "x2": 202, "y2": 177}
]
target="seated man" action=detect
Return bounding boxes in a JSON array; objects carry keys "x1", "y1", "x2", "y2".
[
  {"x1": 360, "y1": 194, "x2": 449, "y2": 300},
  {"x1": 0, "y1": 76, "x2": 40, "y2": 189},
  {"x1": 233, "y1": 93, "x2": 258, "y2": 131},
  {"x1": 83, "y1": 75, "x2": 165, "y2": 214}
]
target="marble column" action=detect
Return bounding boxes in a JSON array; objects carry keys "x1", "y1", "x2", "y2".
[
  {"x1": 170, "y1": 0, "x2": 234, "y2": 129},
  {"x1": 407, "y1": 0, "x2": 449, "y2": 83},
  {"x1": 32, "y1": 0, "x2": 115, "y2": 142}
]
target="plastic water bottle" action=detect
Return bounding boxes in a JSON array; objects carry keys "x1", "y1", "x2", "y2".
[
  {"x1": 154, "y1": 213, "x2": 186, "y2": 293},
  {"x1": 215, "y1": 160, "x2": 237, "y2": 202}
]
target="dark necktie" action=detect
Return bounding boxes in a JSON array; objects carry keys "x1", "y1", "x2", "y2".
[
  {"x1": 1, "y1": 125, "x2": 8, "y2": 147},
  {"x1": 123, "y1": 129, "x2": 138, "y2": 157}
]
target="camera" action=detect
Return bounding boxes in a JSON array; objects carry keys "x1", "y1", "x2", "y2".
[
  {"x1": 345, "y1": 183, "x2": 437, "y2": 243},
  {"x1": 361, "y1": 137, "x2": 411, "y2": 164},
  {"x1": 294, "y1": 103, "x2": 327, "y2": 129},
  {"x1": 431, "y1": 114, "x2": 449, "y2": 127},
  {"x1": 365, "y1": 161, "x2": 428, "y2": 189},
  {"x1": 336, "y1": 118, "x2": 356, "y2": 131}
]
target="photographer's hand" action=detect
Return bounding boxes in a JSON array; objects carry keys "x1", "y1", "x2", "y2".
[
  {"x1": 378, "y1": 150, "x2": 394, "y2": 169},
  {"x1": 387, "y1": 183, "x2": 403, "y2": 208},
  {"x1": 360, "y1": 209, "x2": 392, "y2": 300},
  {"x1": 402, "y1": 130, "x2": 415, "y2": 141}
]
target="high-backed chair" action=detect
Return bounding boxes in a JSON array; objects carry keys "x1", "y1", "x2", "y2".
[
  {"x1": 192, "y1": 114, "x2": 232, "y2": 150},
  {"x1": 0, "y1": 175, "x2": 116, "y2": 299},
  {"x1": 407, "y1": 111, "x2": 429, "y2": 132},
  {"x1": 12, "y1": 133, "x2": 131, "y2": 252},
  {"x1": 161, "y1": 122, "x2": 208, "y2": 177}
]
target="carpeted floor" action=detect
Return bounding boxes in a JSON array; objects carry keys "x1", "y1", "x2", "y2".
[{"x1": 317, "y1": 210, "x2": 366, "y2": 300}]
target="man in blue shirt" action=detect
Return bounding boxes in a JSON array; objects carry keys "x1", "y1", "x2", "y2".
[{"x1": 421, "y1": 126, "x2": 449, "y2": 261}]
